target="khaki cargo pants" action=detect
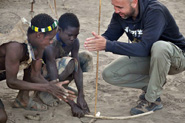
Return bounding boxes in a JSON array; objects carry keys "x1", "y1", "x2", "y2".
[{"x1": 102, "y1": 41, "x2": 185, "y2": 102}]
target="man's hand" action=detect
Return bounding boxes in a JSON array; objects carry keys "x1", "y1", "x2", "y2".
[
  {"x1": 47, "y1": 80, "x2": 76, "y2": 102},
  {"x1": 84, "y1": 32, "x2": 106, "y2": 51}
]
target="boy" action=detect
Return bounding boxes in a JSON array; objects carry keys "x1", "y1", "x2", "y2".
[
  {"x1": 0, "y1": 13, "x2": 75, "y2": 123},
  {"x1": 41, "y1": 13, "x2": 92, "y2": 117}
]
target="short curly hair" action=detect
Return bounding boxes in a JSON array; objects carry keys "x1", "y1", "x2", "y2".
[
  {"x1": 58, "y1": 13, "x2": 80, "y2": 30},
  {"x1": 27, "y1": 13, "x2": 55, "y2": 36}
]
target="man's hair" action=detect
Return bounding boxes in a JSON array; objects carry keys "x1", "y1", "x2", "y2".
[
  {"x1": 27, "y1": 13, "x2": 55, "y2": 35},
  {"x1": 58, "y1": 13, "x2": 80, "y2": 30}
]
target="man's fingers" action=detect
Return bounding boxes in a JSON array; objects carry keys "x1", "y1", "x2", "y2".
[
  {"x1": 84, "y1": 44, "x2": 100, "y2": 51},
  {"x1": 86, "y1": 37, "x2": 96, "y2": 41},
  {"x1": 91, "y1": 31, "x2": 99, "y2": 38},
  {"x1": 85, "y1": 32, "x2": 99, "y2": 42}
]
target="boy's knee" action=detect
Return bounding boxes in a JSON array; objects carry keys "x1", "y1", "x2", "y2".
[
  {"x1": 67, "y1": 59, "x2": 75, "y2": 72},
  {"x1": 79, "y1": 51, "x2": 93, "y2": 72},
  {"x1": 0, "y1": 110, "x2": 7, "y2": 123}
]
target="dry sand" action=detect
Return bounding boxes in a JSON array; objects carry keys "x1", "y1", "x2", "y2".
[{"x1": 0, "y1": 0, "x2": 185, "y2": 123}]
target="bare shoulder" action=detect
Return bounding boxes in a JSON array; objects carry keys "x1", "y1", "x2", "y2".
[
  {"x1": 44, "y1": 44, "x2": 57, "y2": 59},
  {"x1": 75, "y1": 38, "x2": 80, "y2": 44},
  {"x1": 5, "y1": 42, "x2": 25, "y2": 59},
  {"x1": 73, "y1": 38, "x2": 80, "y2": 48},
  {"x1": 0, "y1": 42, "x2": 24, "y2": 55}
]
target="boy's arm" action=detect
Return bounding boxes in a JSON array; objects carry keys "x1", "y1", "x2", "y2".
[
  {"x1": 43, "y1": 45, "x2": 58, "y2": 81},
  {"x1": 71, "y1": 39, "x2": 83, "y2": 96},
  {"x1": 5, "y1": 43, "x2": 74, "y2": 100},
  {"x1": 5, "y1": 43, "x2": 47, "y2": 90},
  {"x1": 71, "y1": 39, "x2": 90, "y2": 113}
]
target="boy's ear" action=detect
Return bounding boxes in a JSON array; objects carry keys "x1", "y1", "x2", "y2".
[{"x1": 58, "y1": 27, "x2": 65, "y2": 33}]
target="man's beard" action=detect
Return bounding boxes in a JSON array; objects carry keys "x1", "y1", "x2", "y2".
[{"x1": 121, "y1": 6, "x2": 135, "y2": 19}]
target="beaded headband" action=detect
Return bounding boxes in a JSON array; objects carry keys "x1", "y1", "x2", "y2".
[{"x1": 30, "y1": 20, "x2": 58, "y2": 32}]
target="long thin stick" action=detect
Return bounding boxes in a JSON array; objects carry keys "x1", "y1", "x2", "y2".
[
  {"x1": 30, "y1": 0, "x2": 35, "y2": 18},
  {"x1": 86, "y1": 111, "x2": 154, "y2": 120},
  {"x1": 94, "y1": 0, "x2": 102, "y2": 117},
  {"x1": 53, "y1": 0, "x2": 58, "y2": 19},
  {"x1": 30, "y1": 0, "x2": 35, "y2": 12},
  {"x1": 47, "y1": 0, "x2": 57, "y2": 19}
]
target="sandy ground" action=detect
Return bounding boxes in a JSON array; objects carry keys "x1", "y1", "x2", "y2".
[{"x1": 0, "y1": 0, "x2": 185, "y2": 123}]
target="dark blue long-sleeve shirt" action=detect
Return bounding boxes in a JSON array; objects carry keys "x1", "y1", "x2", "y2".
[{"x1": 102, "y1": 0, "x2": 185, "y2": 57}]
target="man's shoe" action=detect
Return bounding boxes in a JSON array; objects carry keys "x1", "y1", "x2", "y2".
[
  {"x1": 139, "y1": 91, "x2": 146, "y2": 100},
  {"x1": 130, "y1": 95, "x2": 163, "y2": 115},
  {"x1": 139, "y1": 92, "x2": 162, "y2": 103}
]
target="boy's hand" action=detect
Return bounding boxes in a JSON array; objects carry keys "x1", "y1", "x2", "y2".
[{"x1": 48, "y1": 80, "x2": 76, "y2": 102}]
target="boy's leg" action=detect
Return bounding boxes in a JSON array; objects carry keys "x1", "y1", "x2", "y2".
[
  {"x1": 0, "y1": 99, "x2": 7, "y2": 123},
  {"x1": 56, "y1": 57, "x2": 78, "y2": 95},
  {"x1": 102, "y1": 56, "x2": 150, "y2": 90},
  {"x1": 13, "y1": 68, "x2": 48, "y2": 109},
  {"x1": 39, "y1": 57, "x2": 77, "y2": 107},
  {"x1": 0, "y1": 71, "x2": 6, "y2": 81},
  {"x1": 56, "y1": 57, "x2": 76, "y2": 81},
  {"x1": 78, "y1": 51, "x2": 93, "y2": 72}
]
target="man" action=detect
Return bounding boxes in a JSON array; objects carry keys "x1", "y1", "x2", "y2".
[
  {"x1": 0, "y1": 13, "x2": 75, "y2": 123},
  {"x1": 41, "y1": 13, "x2": 92, "y2": 117},
  {"x1": 84, "y1": 0, "x2": 185, "y2": 115}
]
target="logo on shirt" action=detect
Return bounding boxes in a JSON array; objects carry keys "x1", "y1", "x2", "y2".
[{"x1": 124, "y1": 27, "x2": 143, "y2": 42}]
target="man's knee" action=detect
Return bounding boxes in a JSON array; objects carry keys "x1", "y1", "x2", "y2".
[
  {"x1": 151, "y1": 41, "x2": 172, "y2": 58},
  {"x1": 102, "y1": 68, "x2": 114, "y2": 84}
]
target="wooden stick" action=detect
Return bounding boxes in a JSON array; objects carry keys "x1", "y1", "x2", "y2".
[
  {"x1": 47, "y1": 0, "x2": 57, "y2": 19},
  {"x1": 94, "y1": 0, "x2": 102, "y2": 117},
  {"x1": 30, "y1": 0, "x2": 35, "y2": 18},
  {"x1": 85, "y1": 111, "x2": 154, "y2": 120},
  {"x1": 53, "y1": 0, "x2": 58, "y2": 19},
  {"x1": 30, "y1": 0, "x2": 34, "y2": 12}
]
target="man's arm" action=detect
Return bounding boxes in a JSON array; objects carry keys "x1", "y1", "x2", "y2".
[
  {"x1": 85, "y1": 10, "x2": 166, "y2": 57},
  {"x1": 106, "y1": 10, "x2": 166, "y2": 56}
]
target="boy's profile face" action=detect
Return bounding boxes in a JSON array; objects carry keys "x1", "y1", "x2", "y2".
[
  {"x1": 40, "y1": 29, "x2": 57, "y2": 48},
  {"x1": 58, "y1": 26, "x2": 79, "y2": 46},
  {"x1": 31, "y1": 29, "x2": 57, "y2": 49}
]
